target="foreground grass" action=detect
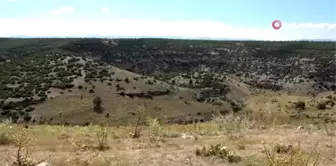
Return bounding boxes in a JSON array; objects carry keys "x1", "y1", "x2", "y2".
[{"x1": 0, "y1": 118, "x2": 335, "y2": 166}]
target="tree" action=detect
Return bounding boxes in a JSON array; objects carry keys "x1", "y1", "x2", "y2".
[{"x1": 93, "y1": 96, "x2": 104, "y2": 113}]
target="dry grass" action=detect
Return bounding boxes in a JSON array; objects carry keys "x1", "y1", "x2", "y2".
[
  {"x1": 0, "y1": 133, "x2": 13, "y2": 146},
  {"x1": 0, "y1": 91, "x2": 336, "y2": 166},
  {"x1": 0, "y1": 113, "x2": 334, "y2": 166},
  {"x1": 262, "y1": 142, "x2": 320, "y2": 166},
  {"x1": 1, "y1": 92, "x2": 335, "y2": 165}
]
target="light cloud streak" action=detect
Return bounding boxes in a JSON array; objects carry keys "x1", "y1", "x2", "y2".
[
  {"x1": 49, "y1": 6, "x2": 75, "y2": 15},
  {"x1": 285, "y1": 22, "x2": 336, "y2": 29},
  {"x1": 0, "y1": 17, "x2": 335, "y2": 41},
  {"x1": 100, "y1": 7, "x2": 110, "y2": 14}
]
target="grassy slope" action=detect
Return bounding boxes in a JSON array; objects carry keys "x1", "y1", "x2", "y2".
[
  {"x1": 0, "y1": 119, "x2": 335, "y2": 166},
  {"x1": 0, "y1": 38, "x2": 237, "y2": 124},
  {"x1": 32, "y1": 64, "x2": 227, "y2": 126},
  {"x1": 245, "y1": 91, "x2": 336, "y2": 124}
]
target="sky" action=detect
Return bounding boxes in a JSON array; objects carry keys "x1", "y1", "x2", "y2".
[{"x1": 0, "y1": 0, "x2": 335, "y2": 40}]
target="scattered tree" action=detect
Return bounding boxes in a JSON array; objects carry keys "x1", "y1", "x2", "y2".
[{"x1": 93, "y1": 96, "x2": 104, "y2": 113}]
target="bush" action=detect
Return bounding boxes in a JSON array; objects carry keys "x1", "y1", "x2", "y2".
[
  {"x1": 195, "y1": 144, "x2": 241, "y2": 163},
  {"x1": 124, "y1": 77, "x2": 130, "y2": 83},
  {"x1": 317, "y1": 102, "x2": 326, "y2": 110},
  {"x1": 24, "y1": 106, "x2": 35, "y2": 112},
  {"x1": 23, "y1": 113, "x2": 32, "y2": 122},
  {"x1": 294, "y1": 101, "x2": 306, "y2": 110},
  {"x1": 146, "y1": 80, "x2": 154, "y2": 85},
  {"x1": 232, "y1": 105, "x2": 242, "y2": 113}
]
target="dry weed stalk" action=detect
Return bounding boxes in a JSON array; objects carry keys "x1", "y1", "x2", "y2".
[
  {"x1": 322, "y1": 122, "x2": 335, "y2": 136},
  {"x1": 10, "y1": 126, "x2": 38, "y2": 166},
  {"x1": 262, "y1": 141, "x2": 320, "y2": 166},
  {"x1": 242, "y1": 108, "x2": 291, "y2": 129},
  {"x1": 66, "y1": 151, "x2": 101, "y2": 166},
  {"x1": 147, "y1": 117, "x2": 163, "y2": 145},
  {"x1": 69, "y1": 123, "x2": 110, "y2": 152},
  {"x1": 95, "y1": 123, "x2": 110, "y2": 151},
  {"x1": 212, "y1": 113, "x2": 244, "y2": 139},
  {"x1": 130, "y1": 102, "x2": 147, "y2": 138},
  {"x1": 194, "y1": 120, "x2": 201, "y2": 133}
]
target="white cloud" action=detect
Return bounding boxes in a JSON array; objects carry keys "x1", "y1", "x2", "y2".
[
  {"x1": 0, "y1": 17, "x2": 335, "y2": 41},
  {"x1": 284, "y1": 22, "x2": 336, "y2": 29},
  {"x1": 49, "y1": 6, "x2": 75, "y2": 15},
  {"x1": 100, "y1": 7, "x2": 110, "y2": 14}
]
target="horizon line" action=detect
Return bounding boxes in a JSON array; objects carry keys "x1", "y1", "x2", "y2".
[{"x1": 1, "y1": 36, "x2": 336, "y2": 42}]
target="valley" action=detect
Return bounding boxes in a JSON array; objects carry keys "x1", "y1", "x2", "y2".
[{"x1": 0, "y1": 38, "x2": 335, "y2": 166}]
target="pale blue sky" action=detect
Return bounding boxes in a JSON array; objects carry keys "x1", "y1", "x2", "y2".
[{"x1": 0, "y1": 0, "x2": 335, "y2": 40}]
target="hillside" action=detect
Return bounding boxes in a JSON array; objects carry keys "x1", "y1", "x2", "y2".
[{"x1": 0, "y1": 38, "x2": 335, "y2": 126}]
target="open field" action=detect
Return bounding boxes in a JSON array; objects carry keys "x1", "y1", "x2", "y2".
[{"x1": 0, "y1": 114, "x2": 335, "y2": 166}]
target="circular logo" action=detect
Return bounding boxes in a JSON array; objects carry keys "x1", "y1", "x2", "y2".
[{"x1": 272, "y1": 20, "x2": 282, "y2": 30}]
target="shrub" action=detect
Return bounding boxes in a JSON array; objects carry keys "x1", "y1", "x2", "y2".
[
  {"x1": 24, "y1": 106, "x2": 35, "y2": 112},
  {"x1": 232, "y1": 105, "x2": 242, "y2": 113},
  {"x1": 124, "y1": 77, "x2": 130, "y2": 83},
  {"x1": 317, "y1": 102, "x2": 326, "y2": 110},
  {"x1": 195, "y1": 144, "x2": 241, "y2": 163},
  {"x1": 263, "y1": 142, "x2": 319, "y2": 166},
  {"x1": 294, "y1": 101, "x2": 306, "y2": 110}
]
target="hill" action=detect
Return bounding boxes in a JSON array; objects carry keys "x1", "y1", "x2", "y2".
[{"x1": 0, "y1": 38, "x2": 335, "y2": 126}]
